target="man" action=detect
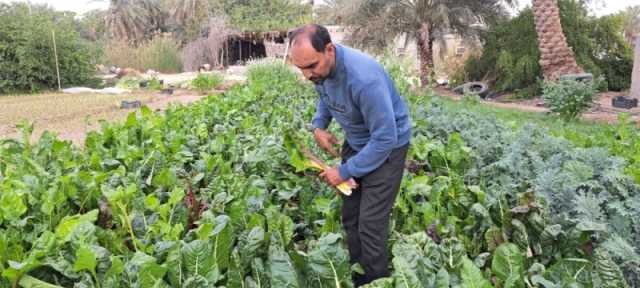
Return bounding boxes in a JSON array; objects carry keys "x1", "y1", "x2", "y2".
[{"x1": 288, "y1": 24, "x2": 411, "y2": 286}]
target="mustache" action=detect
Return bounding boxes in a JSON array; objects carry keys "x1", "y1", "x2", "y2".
[{"x1": 309, "y1": 76, "x2": 324, "y2": 84}]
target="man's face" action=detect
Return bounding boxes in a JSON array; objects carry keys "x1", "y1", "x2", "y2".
[{"x1": 290, "y1": 40, "x2": 335, "y2": 84}]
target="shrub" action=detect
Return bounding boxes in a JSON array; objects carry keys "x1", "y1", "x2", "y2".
[
  {"x1": 191, "y1": 73, "x2": 223, "y2": 94},
  {"x1": 0, "y1": 3, "x2": 98, "y2": 93},
  {"x1": 116, "y1": 77, "x2": 140, "y2": 89},
  {"x1": 147, "y1": 77, "x2": 163, "y2": 90},
  {"x1": 542, "y1": 79, "x2": 597, "y2": 121},
  {"x1": 104, "y1": 34, "x2": 183, "y2": 73}
]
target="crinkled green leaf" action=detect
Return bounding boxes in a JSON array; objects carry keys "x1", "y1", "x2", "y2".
[
  {"x1": 54, "y1": 210, "x2": 98, "y2": 243},
  {"x1": 268, "y1": 233, "x2": 299, "y2": 288},
  {"x1": 17, "y1": 274, "x2": 65, "y2": 288},
  {"x1": 181, "y1": 240, "x2": 219, "y2": 284},
  {"x1": 491, "y1": 243, "x2": 524, "y2": 288},
  {"x1": 73, "y1": 245, "x2": 97, "y2": 274},
  {"x1": 460, "y1": 258, "x2": 493, "y2": 288},
  {"x1": 0, "y1": 188, "x2": 27, "y2": 223},
  {"x1": 305, "y1": 233, "x2": 351, "y2": 287}
]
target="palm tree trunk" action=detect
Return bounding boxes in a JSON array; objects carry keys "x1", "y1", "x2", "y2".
[
  {"x1": 417, "y1": 22, "x2": 433, "y2": 87},
  {"x1": 532, "y1": 0, "x2": 583, "y2": 81}
]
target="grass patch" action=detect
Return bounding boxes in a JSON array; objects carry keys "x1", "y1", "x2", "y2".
[{"x1": 434, "y1": 94, "x2": 612, "y2": 135}]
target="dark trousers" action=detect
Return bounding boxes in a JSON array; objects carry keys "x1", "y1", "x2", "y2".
[{"x1": 341, "y1": 141, "x2": 409, "y2": 287}]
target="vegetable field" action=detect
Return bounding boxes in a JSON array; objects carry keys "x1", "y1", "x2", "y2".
[{"x1": 1, "y1": 60, "x2": 639, "y2": 288}]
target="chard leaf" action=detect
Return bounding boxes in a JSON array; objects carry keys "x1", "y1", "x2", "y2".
[
  {"x1": 460, "y1": 257, "x2": 493, "y2": 288},
  {"x1": 491, "y1": 243, "x2": 524, "y2": 288}
]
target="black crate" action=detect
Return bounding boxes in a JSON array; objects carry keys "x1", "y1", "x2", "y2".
[
  {"x1": 121, "y1": 100, "x2": 142, "y2": 109},
  {"x1": 612, "y1": 96, "x2": 638, "y2": 109}
]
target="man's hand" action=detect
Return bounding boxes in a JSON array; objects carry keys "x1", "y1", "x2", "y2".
[
  {"x1": 320, "y1": 166, "x2": 345, "y2": 186},
  {"x1": 314, "y1": 128, "x2": 340, "y2": 158}
]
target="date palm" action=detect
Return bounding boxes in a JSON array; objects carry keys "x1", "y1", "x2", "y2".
[
  {"x1": 330, "y1": 0, "x2": 514, "y2": 86},
  {"x1": 104, "y1": 0, "x2": 166, "y2": 42},
  {"x1": 169, "y1": 0, "x2": 210, "y2": 27},
  {"x1": 532, "y1": 0, "x2": 583, "y2": 81}
]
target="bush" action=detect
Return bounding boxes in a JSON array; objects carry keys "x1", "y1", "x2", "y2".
[
  {"x1": 542, "y1": 79, "x2": 597, "y2": 121},
  {"x1": 147, "y1": 77, "x2": 163, "y2": 90},
  {"x1": 190, "y1": 73, "x2": 223, "y2": 93},
  {"x1": 457, "y1": 0, "x2": 633, "y2": 98},
  {"x1": 0, "y1": 3, "x2": 98, "y2": 93},
  {"x1": 116, "y1": 77, "x2": 140, "y2": 89},
  {"x1": 104, "y1": 34, "x2": 183, "y2": 73}
]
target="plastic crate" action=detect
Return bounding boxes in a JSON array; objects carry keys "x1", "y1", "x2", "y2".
[{"x1": 612, "y1": 96, "x2": 638, "y2": 109}]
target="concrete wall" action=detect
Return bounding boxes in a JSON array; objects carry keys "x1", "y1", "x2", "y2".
[{"x1": 265, "y1": 41, "x2": 287, "y2": 58}]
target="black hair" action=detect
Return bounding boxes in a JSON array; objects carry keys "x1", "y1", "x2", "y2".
[{"x1": 288, "y1": 24, "x2": 332, "y2": 52}]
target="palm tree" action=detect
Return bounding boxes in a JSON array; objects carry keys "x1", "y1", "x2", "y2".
[
  {"x1": 532, "y1": 0, "x2": 583, "y2": 81},
  {"x1": 328, "y1": 0, "x2": 514, "y2": 86},
  {"x1": 167, "y1": 0, "x2": 211, "y2": 41},
  {"x1": 619, "y1": 6, "x2": 640, "y2": 46},
  {"x1": 169, "y1": 0, "x2": 210, "y2": 28},
  {"x1": 104, "y1": 0, "x2": 166, "y2": 42}
]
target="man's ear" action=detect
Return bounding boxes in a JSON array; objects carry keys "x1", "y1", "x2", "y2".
[{"x1": 325, "y1": 43, "x2": 335, "y2": 54}]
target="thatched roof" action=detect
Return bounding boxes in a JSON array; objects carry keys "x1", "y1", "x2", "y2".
[{"x1": 227, "y1": 29, "x2": 289, "y2": 42}]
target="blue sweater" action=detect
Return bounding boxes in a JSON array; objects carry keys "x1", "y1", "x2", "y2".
[{"x1": 312, "y1": 44, "x2": 411, "y2": 180}]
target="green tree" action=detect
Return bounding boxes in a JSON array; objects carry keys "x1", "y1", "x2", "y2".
[
  {"x1": 618, "y1": 5, "x2": 640, "y2": 46},
  {"x1": 459, "y1": 0, "x2": 633, "y2": 96},
  {"x1": 0, "y1": 3, "x2": 97, "y2": 93},
  {"x1": 327, "y1": 0, "x2": 515, "y2": 86},
  {"x1": 215, "y1": 0, "x2": 312, "y2": 31}
]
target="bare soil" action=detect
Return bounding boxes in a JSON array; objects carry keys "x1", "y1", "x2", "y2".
[{"x1": 0, "y1": 91, "x2": 209, "y2": 146}]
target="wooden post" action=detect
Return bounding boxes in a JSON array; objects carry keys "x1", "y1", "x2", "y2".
[
  {"x1": 239, "y1": 39, "x2": 242, "y2": 64},
  {"x1": 52, "y1": 30, "x2": 62, "y2": 92},
  {"x1": 631, "y1": 37, "x2": 640, "y2": 99},
  {"x1": 283, "y1": 38, "x2": 290, "y2": 66}
]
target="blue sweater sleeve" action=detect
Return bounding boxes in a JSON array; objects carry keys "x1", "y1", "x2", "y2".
[
  {"x1": 338, "y1": 80, "x2": 398, "y2": 179},
  {"x1": 312, "y1": 97, "x2": 332, "y2": 130}
]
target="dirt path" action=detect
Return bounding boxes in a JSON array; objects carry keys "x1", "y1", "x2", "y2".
[
  {"x1": 434, "y1": 87, "x2": 640, "y2": 124},
  {"x1": 1, "y1": 65, "x2": 250, "y2": 147}
]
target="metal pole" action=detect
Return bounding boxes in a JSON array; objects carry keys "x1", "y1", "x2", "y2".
[{"x1": 52, "y1": 30, "x2": 62, "y2": 92}]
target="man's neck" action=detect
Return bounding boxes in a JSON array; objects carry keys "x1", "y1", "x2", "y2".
[{"x1": 328, "y1": 51, "x2": 338, "y2": 79}]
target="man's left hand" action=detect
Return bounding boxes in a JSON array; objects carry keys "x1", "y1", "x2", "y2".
[{"x1": 320, "y1": 166, "x2": 344, "y2": 186}]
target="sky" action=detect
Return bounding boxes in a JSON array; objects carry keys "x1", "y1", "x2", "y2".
[
  {"x1": 0, "y1": 0, "x2": 639, "y2": 17},
  {"x1": 514, "y1": 0, "x2": 640, "y2": 16}
]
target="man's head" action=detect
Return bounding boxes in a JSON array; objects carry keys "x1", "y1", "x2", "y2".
[{"x1": 288, "y1": 24, "x2": 335, "y2": 84}]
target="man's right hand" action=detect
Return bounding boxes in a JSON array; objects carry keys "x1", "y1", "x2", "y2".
[{"x1": 313, "y1": 128, "x2": 340, "y2": 158}]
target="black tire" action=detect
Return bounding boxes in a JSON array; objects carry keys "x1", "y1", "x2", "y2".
[
  {"x1": 463, "y1": 82, "x2": 490, "y2": 99},
  {"x1": 453, "y1": 82, "x2": 490, "y2": 99}
]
